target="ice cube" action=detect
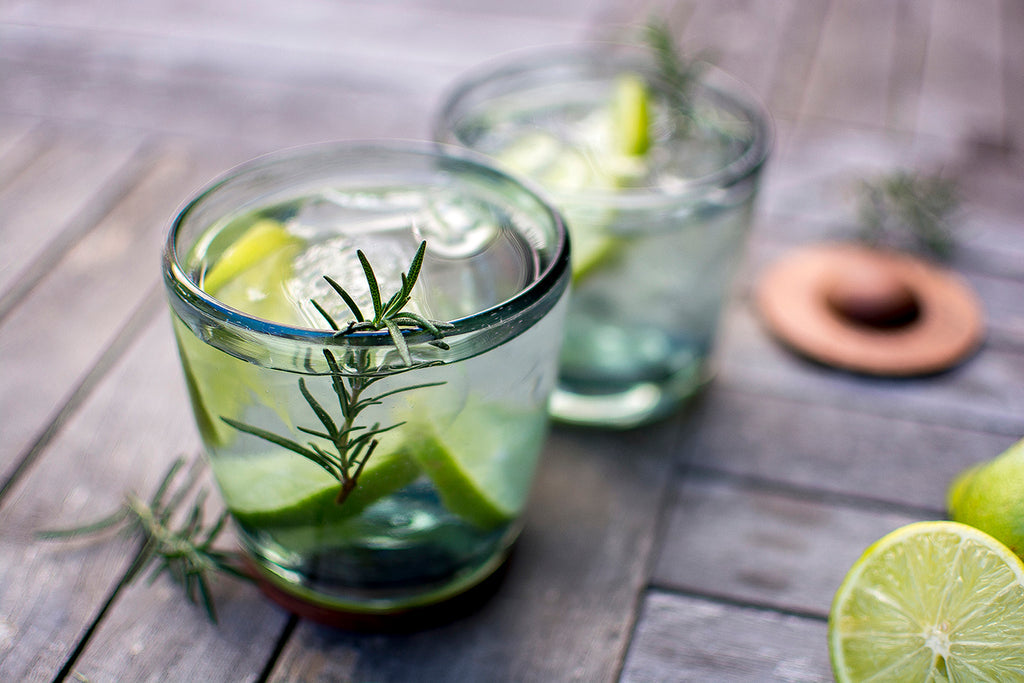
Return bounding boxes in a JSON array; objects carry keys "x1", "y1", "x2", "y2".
[
  {"x1": 413, "y1": 191, "x2": 499, "y2": 259},
  {"x1": 290, "y1": 189, "x2": 418, "y2": 241}
]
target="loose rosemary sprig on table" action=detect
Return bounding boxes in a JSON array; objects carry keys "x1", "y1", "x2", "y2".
[
  {"x1": 39, "y1": 241, "x2": 454, "y2": 621},
  {"x1": 223, "y1": 240, "x2": 453, "y2": 505},
  {"x1": 38, "y1": 456, "x2": 248, "y2": 622},
  {"x1": 856, "y1": 170, "x2": 959, "y2": 260}
]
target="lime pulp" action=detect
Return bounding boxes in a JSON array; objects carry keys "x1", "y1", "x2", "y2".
[{"x1": 828, "y1": 520, "x2": 1024, "y2": 682}]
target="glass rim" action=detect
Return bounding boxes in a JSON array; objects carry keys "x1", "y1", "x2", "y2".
[
  {"x1": 434, "y1": 43, "x2": 774, "y2": 210},
  {"x1": 163, "y1": 139, "x2": 571, "y2": 350}
]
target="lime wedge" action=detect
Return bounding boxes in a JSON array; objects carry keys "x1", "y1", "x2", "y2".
[
  {"x1": 175, "y1": 219, "x2": 305, "y2": 445},
  {"x1": 612, "y1": 73, "x2": 650, "y2": 156},
  {"x1": 204, "y1": 218, "x2": 301, "y2": 293},
  {"x1": 490, "y1": 75, "x2": 655, "y2": 285},
  {"x1": 493, "y1": 134, "x2": 620, "y2": 283},
  {"x1": 211, "y1": 448, "x2": 419, "y2": 529},
  {"x1": 406, "y1": 401, "x2": 547, "y2": 529},
  {"x1": 204, "y1": 219, "x2": 304, "y2": 325},
  {"x1": 829, "y1": 521, "x2": 1024, "y2": 682},
  {"x1": 560, "y1": 204, "x2": 621, "y2": 284},
  {"x1": 173, "y1": 319, "x2": 222, "y2": 445}
]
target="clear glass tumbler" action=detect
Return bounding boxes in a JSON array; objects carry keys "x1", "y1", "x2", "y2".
[
  {"x1": 163, "y1": 142, "x2": 570, "y2": 624},
  {"x1": 436, "y1": 46, "x2": 772, "y2": 427}
]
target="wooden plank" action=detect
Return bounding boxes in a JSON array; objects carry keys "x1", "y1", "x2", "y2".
[
  {"x1": 267, "y1": 422, "x2": 681, "y2": 683},
  {"x1": 0, "y1": 126, "x2": 143, "y2": 300},
  {"x1": 915, "y1": 0, "x2": 1003, "y2": 141},
  {"x1": 680, "y1": 0, "x2": 797, "y2": 101},
  {"x1": 0, "y1": 0, "x2": 590, "y2": 66},
  {"x1": 70, "y1": 573, "x2": 287, "y2": 683},
  {"x1": 651, "y1": 473, "x2": 928, "y2": 616},
  {"x1": 0, "y1": 138, "x2": 244, "y2": 490},
  {"x1": 757, "y1": 118, "x2": 960, "y2": 225},
  {"x1": 0, "y1": 4, "x2": 595, "y2": 146},
  {"x1": 716, "y1": 305, "x2": 1024, "y2": 437},
  {"x1": 0, "y1": 316, "x2": 286, "y2": 681},
  {"x1": 799, "y1": 0, "x2": 899, "y2": 127},
  {"x1": 0, "y1": 115, "x2": 46, "y2": 192},
  {"x1": 1001, "y1": 0, "x2": 1024, "y2": 148},
  {"x1": 753, "y1": 120, "x2": 1024, "y2": 282},
  {"x1": 679, "y1": 385, "x2": 1015, "y2": 511},
  {"x1": 763, "y1": 0, "x2": 831, "y2": 121},
  {"x1": 0, "y1": 23, "x2": 433, "y2": 147},
  {"x1": 958, "y1": 202, "x2": 1024, "y2": 281},
  {"x1": 620, "y1": 591, "x2": 831, "y2": 682},
  {"x1": 886, "y1": 0, "x2": 931, "y2": 131},
  {"x1": 757, "y1": 120, "x2": 920, "y2": 225}
]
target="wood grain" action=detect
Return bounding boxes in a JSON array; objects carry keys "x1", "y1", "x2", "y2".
[
  {"x1": 651, "y1": 472, "x2": 924, "y2": 616},
  {"x1": 0, "y1": 127, "x2": 142, "y2": 299},
  {"x1": 268, "y1": 422, "x2": 682, "y2": 683},
  {"x1": 620, "y1": 591, "x2": 831, "y2": 682},
  {"x1": 680, "y1": 384, "x2": 1016, "y2": 509},
  {"x1": 0, "y1": 138, "x2": 242, "y2": 493},
  {"x1": 718, "y1": 306, "x2": 1024, "y2": 437},
  {"x1": 1, "y1": 1, "x2": 1022, "y2": 679},
  {"x1": 800, "y1": 0, "x2": 902, "y2": 127}
]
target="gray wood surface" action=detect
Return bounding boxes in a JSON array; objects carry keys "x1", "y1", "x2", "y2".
[{"x1": 1, "y1": 1, "x2": 1022, "y2": 681}]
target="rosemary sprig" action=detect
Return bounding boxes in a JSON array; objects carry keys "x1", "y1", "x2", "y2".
[
  {"x1": 38, "y1": 456, "x2": 248, "y2": 622},
  {"x1": 856, "y1": 170, "x2": 959, "y2": 260},
  {"x1": 224, "y1": 240, "x2": 453, "y2": 505},
  {"x1": 641, "y1": 17, "x2": 708, "y2": 134},
  {"x1": 315, "y1": 240, "x2": 453, "y2": 365}
]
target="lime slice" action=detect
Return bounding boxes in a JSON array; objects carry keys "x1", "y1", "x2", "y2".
[
  {"x1": 205, "y1": 219, "x2": 304, "y2": 324},
  {"x1": 829, "y1": 520, "x2": 1024, "y2": 682},
  {"x1": 203, "y1": 218, "x2": 301, "y2": 293},
  {"x1": 490, "y1": 75, "x2": 655, "y2": 285},
  {"x1": 175, "y1": 219, "x2": 305, "y2": 445},
  {"x1": 559, "y1": 203, "x2": 622, "y2": 284},
  {"x1": 173, "y1": 319, "x2": 222, "y2": 445},
  {"x1": 406, "y1": 401, "x2": 547, "y2": 530},
  {"x1": 493, "y1": 134, "x2": 620, "y2": 283},
  {"x1": 612, "y1": 72, "x2": 651, "y2": 156},
  {"x1": 211, "y1": 448, "x2": 419, "y2": 529}
]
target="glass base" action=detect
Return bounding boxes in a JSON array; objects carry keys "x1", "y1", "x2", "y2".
[
  {"x1": 248, "y1": 543, "x2": 514, "y2": 630},
  {"x1": 549, "y1": 367, "x2": 711, "y2": 429}
]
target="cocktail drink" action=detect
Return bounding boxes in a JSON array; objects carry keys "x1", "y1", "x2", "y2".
[
  {"x1": 436, "y1": 42, "x2": 771, "y2": 427},
  {"x1": 163, "y1": 143, "x2": 569, "y2": 621}
]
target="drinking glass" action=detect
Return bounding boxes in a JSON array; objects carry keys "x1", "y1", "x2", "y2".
[
  {"x1": 163, "y1": 141, "x2": 570, "y2": 624},
  {"x1": 436, "y1": 46, "x2": 772, "y2": 427}
]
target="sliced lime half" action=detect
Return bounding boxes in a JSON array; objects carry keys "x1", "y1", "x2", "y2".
[{"x1": 829, "y1": 520, "x2": 1024, "y2": 682}]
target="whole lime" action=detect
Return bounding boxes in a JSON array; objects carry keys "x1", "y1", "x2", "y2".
[{"x1": 947, "y1": 437, "x2": 1024, "y2": 558}]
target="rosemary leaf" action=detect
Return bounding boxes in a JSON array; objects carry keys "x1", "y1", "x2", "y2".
[
  {"x1": 38, "y1": 456, "x2": 250, "y2": 623},
  {"x1": 323, "y1": 275, "x2": 365, "y2": 323},
  {"x1": 357, "y1": 250, "x2": 384, "y2": 320},
  {"x1": 298, "y1": 378, "x2": 340, "y2": 441},
  {"x1": 222, "y1": 242, "x2": 452, "y2": 519}
]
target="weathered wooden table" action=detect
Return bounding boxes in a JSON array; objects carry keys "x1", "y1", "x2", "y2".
[{"x1": 2, "y1": 1, "x2": 1023, "y2": 680}]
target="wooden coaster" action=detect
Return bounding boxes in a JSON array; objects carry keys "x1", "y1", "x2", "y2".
[{"x1": 756, "y1": 243, "x2": 985, "y2": 376}]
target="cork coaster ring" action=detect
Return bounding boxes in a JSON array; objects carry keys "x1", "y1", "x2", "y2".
[{"x1": 756, "y1": 243, "x2": 984, "y2": 376}]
